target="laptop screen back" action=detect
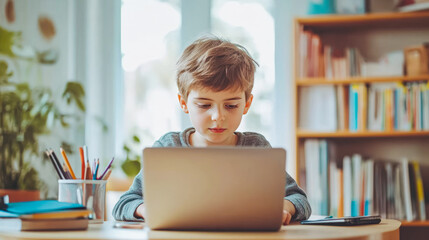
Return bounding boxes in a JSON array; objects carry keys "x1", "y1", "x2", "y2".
[{"x1": 143, "y1": 147, "x2": 286, "y2": 231}]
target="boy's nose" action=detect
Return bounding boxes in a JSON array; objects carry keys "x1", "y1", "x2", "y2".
[{"x1": 211, "y1": 107, "x2": 225, "y2": 121}]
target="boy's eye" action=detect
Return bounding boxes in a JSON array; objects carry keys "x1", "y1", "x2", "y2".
[
  {"x1": 197, "y1": 104, "x2": 211, "y2": 109},
  {"x1": 225, "y1": 104, "x2": 238, "y2": 109}
]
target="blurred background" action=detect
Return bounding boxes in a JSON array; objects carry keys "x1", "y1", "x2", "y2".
[{"x1": 2, "y1": 0, "x2": 416, "y2": 220}]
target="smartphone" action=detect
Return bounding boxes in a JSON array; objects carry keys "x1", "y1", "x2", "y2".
[
  {"x1": 300, "y1": 215, "x2": 381, "y2": 226},
  {"x1": 113, "y1": 221, "x2": 145, "y2": 229}
]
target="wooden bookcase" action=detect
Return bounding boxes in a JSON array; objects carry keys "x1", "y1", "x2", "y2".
[{"x1": 294, "y1": 12, "x2": 429, "y2": 227}]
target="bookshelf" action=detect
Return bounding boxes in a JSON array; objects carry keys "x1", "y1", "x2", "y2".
[
  {"x1": 297, "y1": 75, "x2": 429, "y2": 86},
  {"x1": 294, "y1": 12, "x2": 429, "y2": 227}
]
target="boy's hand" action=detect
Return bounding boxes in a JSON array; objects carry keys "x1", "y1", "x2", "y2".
[
  {"x1": 134, "y1": 204, "x2": 146, "y2": 219},
  {"x1": 282, "y1": 210, "x2": 292, "y2": 225}
]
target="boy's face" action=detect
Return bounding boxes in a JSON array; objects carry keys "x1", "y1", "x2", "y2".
[{"x1": 178, "y1": 87, "x2": 253, "y2": 146}]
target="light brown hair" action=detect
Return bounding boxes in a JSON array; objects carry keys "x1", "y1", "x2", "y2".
[{"x1": 176, "y1": 37, "x2": 258, "y2": 101}]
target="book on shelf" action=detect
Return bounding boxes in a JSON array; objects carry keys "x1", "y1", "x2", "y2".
[
  {"x1": 303, "y1": 139, "x2": 428, "y2": 221},
  {"x1": 361, "y1": 51, "x2": 404, "y2": 77},
  {"x1": 364, "y1": 160, "x2": 374, "y2": 216},
  {"x1": 401, "y1": 158, "x2": 414, "y2": 221},
  {"x1": 412, "y1": 161, "x2": 427, "y2": 220},
  {"x1": 351, "y1": 154, "x2": 362, "y2": 216},
  {"x1": 304, "y1": 139, "x2": 322, "y2": 215},
  {"x1": 343, "y1": 156, "x2": 352, "y2": 217},
  {"x1": 397, "y1": 1, "x2": 429, "y2": 12},
  {"x1": 299, "y1": 81, "x2": 429, "y2": 132},
  {"x1": 299, "y1": 28, "x2": 324, "y2": 78},
  {"x1": 299, "y1": 85, "x2": 337, "y2": 131},
  {"x1": 297, "y1": 29, "x2": 407, "y2": 79}
]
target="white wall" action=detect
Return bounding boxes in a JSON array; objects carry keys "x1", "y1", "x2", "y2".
[{"x1": 273, "y1": 0, "x2": 308, "y2": 178}]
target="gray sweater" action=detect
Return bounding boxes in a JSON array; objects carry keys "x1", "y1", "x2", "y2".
[{"x1": 112, "y1": 127, "x2": 311, "y2": 221}]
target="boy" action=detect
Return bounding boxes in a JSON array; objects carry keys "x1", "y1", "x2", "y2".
[{"x1": 112, "y1": 37, "x2": 311, "y2": 224}]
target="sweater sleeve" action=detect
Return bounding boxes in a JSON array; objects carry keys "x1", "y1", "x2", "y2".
[
  {"x1": 284, "y1": 172, "x2": 312, "y2": 221},
  {"x1": 111, "y1": 140, "x2": 164, "y2": 221},
  {"x1": 111, "y1": 170, "x2": 144, "y2": 221}
]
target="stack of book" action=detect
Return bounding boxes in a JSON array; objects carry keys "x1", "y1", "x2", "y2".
[
  {"x1": 298, "y1": 29, "x2": 404, "y2": 79},
  {"x1": 303, "y1": 139, "x2": 427, "y2": 221},
  {"x1": 0, "y1": 200, "x2": 90, "y2": 231},
  {"x1": 299, "y1": 81, "x2": 429, "y2": 132}
]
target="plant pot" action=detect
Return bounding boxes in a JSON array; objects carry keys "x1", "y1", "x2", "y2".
[{"x1": 0, "y1": 189, "x2": 40, "y2": 202}]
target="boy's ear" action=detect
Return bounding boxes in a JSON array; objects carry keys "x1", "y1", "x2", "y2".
[
  {"x1": 178, "y1": 94, "x2": 189, "y2": 114},
  {"x1": 243, "y1": 94, "x2": 253, "y2": 115}
]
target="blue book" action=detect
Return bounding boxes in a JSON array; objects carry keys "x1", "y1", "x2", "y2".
[
  {"x1": 319, "y1": 140, "x2": 329, "y2": 216},
  {"x1": 394, "y1": 89, "x2": 398, "y2": 130},
  {"x1": 349, "y1": 86, "x2": 355, "y2": 131},
  {"x1": 354, "y1": 89, "x2": 358, "y2": 131},
  {"x1": 0, "y1": 200, "x2": 85, "y2": 217}
]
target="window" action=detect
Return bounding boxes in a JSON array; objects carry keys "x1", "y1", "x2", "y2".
[
  {"x1": 121, "y1": 0, "x2": 181, "y2": 148},
  {"x1": 211, "y1": 0, "x2": 275, "y2": 140}
]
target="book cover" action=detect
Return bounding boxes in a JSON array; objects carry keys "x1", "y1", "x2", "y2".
[
  {"x1": 364, "y1": 160, "x2": 374, "y2": 216},
  {"x1": 338, "y1": 168, "x2": 344, "y2": 218},
  {"x1": 351, "y1": 154, "x2": 362, "y2": 217},
  {"x1": 412, "y1": 161, "x2": 426, "y2": 220},
  {"x1": 319, "y1": 140, "x2": 329, "y2": 215},
  {"x1": 0, "y1": 218, "x2": 89, "y2": 231},
  {"x1": 398, "y1": 2, "x2": 429, "y2": 12},
  {"x1": 305, "y1": 139, "x2": 322, "y2": 215},
  {"x1": 2, "y1": 200, "x2": 86, "y2": 216},
  {"x1": 394, "y1": 164, "x2": 404, "y2": 220},
  {"x1": 299, "y1": 86, "x2": 337, "y2": 131},
  {"x1": 385, "y1": 163, "x2": 395, "y2": 219},
  {"x1": 343, "y1": 156, "x2": 352, "y2": 216},
  {"x1": 329, "y1": 161, "x2": 339, "y2": 217},
  {"x1": 20, "y1": 209, "x2": 91, "y2": 220},
  {"x1": 401, "y1": 158, "x2": 414, "y2": 221}
]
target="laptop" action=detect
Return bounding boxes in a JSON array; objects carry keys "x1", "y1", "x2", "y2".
[{"x1": 143, "y1": 147, "x2": 286, "y2": 231}]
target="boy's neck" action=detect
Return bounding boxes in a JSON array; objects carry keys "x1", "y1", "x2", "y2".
[{"x1": 189, "y1": 132, "x2": 238, "y2": 147}]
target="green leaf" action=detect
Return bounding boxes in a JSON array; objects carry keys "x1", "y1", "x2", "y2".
[
  {"x1": 132, "y1": 135, "x2": 140, "y2": 143},
  {"x1": 123, "y1": 145, "x2": 131, "y2": 152},
  {"x1": 121, "y1": 159, "x2": 141, "y2": 178},
  {"x1": 0, "y1": 26, "x2": 21, "y2": 57},
  {"x1": 62, "y1": 81, "x2": 86, "y2": 112},
  {"x1": 61, "y1": 142, "x2": 74, "y2": 155},
  {"x1": 59, "y1": 115, "x2": 70, "y2": 127}
]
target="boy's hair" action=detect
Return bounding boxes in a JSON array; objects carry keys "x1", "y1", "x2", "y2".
[{"x1": 176, "y1": 37, "x2": 258, "y2": 101}]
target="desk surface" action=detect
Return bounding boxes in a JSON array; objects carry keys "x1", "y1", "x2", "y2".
[{"x1": 0, "y1": 219, "x2": 400, "y2": 240}]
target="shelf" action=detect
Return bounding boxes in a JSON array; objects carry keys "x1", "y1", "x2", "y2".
[
  {"x1": 296, "y1": 11, "x2": 429, "y2": 30},
  {"x1": 296, "y1": 130, "x2": 429, "y2": 139},
  {"x1": 401, "y1": 220, "x2": 429, "y2": 227},
  {"x1": 296, "y1": 75, "x2": 429, "y2": 86}
]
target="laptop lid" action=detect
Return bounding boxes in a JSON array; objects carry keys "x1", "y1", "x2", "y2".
[{"x1": 143, "y1": 147, "x2": 286, "y2": 231}]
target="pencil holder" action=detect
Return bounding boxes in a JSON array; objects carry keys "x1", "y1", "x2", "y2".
[{"x1": 58, "y1": 179, "x2": 107, "y2": 223}]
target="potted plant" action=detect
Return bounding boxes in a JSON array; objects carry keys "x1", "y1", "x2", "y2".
[
  {"x1": 121, "y1": 135, "x2": 142, "y2": 178},
  {"x1": 0, "y1": 26, "x2": 85, "y2": 201},
  {"x1": 106, "y1": 135, "x2": 142, "y2": 192}
]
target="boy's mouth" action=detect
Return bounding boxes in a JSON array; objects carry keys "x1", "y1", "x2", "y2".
[{"x1": 209, "y1": 128, "x2": 226, "y2": 133}]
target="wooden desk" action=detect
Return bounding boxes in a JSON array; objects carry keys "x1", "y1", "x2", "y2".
[{"x1": 0, "y1": 219, "x2": 400, "y2": 240}]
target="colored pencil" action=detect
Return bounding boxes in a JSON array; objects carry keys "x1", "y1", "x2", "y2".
[
  {"x1": 93, "y1": 158, "x2": 100, "y2": 180},
  {"x1": 79, "y1": 147, "x2": 85, "y2": 179},
  {"x1": 60, "y1": 148, "x2": 76, "y2": 179},
  {"x1": 102, "y1": 169, "x2": 112, "y2": 180},
  {"x1": 45, "y1": 150, "x2": 63, "y2": 179},
  {"x1": 62, "y1": 163, "x2": 72, "y2": 179},
  {"x1": 85, "y1": 160, "x2": 92, "y2": 180},
  {"x1": 98, "y1": 157, "x2": 115, "y2": 180},
  {"x1": 50, "y1": 150, "x2": 67, "y2": 179}
]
